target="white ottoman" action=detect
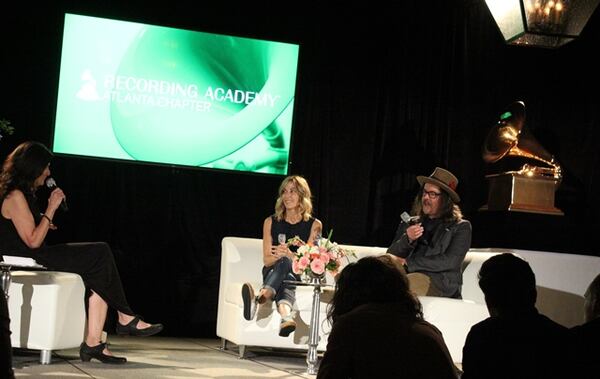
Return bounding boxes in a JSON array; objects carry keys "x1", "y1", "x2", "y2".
[{"x1": 8, "y1": 271, "x2": 86, "y2": 364}]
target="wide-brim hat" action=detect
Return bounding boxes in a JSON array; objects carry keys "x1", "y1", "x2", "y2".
[{"x1": 417, "y1": 167, "x2": 460, "y2": 203}]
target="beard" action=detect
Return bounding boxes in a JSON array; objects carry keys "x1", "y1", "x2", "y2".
[{"x1": 421, "y1": 200, "x2": 437, "y2": 217}]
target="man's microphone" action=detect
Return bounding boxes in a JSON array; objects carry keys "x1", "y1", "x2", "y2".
[
  {"x1": 45, "y1": 177, "x2": 68, "y2": 212},
  {"x1": 400, "y1": 211, "x2": 420, "y2": 225},
  {"x1": 401, "y1": 211, "x2": 427, "y2": 245}
]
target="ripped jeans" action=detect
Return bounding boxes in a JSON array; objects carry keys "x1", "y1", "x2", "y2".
[{"x1": 261, "y1": 257, "x2": 298, "y2": 309}]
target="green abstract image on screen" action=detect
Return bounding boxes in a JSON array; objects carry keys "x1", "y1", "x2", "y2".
[{"x1": 53, "y1": 13, "x2": 299, "y2": 175}]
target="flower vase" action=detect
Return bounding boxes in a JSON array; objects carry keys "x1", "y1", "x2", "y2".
[{"x1": 302, "y1": 270, "x2": 325, "y2": 284}]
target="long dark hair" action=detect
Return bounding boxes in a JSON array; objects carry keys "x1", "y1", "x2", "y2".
[
  {"x1": 410, "y1": 184, "x2": 463, "y2": 222},
  {"x1": 326, "y1": 256, "x2": 423, "y2": 325},
  {"x1": 0, "y1": 141, "x2": 53, "y2": 200}
]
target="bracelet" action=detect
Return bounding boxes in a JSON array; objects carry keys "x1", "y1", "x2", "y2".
[{"x1": 40, "y1": 213, "x2": 54, "y2": 227}]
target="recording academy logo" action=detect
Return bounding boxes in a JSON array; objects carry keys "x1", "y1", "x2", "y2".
[
  {"x1": 76, "y1": 69, "x2": 280, "y2": 112},
  {"x1": 76, "y1": 69, "x2": 101, "y2": 101},
  {"x1": 76, "y1": 69, "x2": 208, "y2": 112}
]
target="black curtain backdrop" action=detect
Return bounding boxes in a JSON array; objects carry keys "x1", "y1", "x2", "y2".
[{"x1": 2, "y1": 1, "x2": 599, "y2": 336}]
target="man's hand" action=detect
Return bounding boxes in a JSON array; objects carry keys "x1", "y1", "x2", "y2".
[{"x1": 406, "y1": 223, "x2": 424, "y2": 242}]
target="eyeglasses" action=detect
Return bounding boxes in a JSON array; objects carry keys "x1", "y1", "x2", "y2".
[{"x1": 422, "y1": 190, "x2": 442, "y2": 199}]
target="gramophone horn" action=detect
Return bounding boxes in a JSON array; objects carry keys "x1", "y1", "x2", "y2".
[
  {"x1": 480, "y1": 101, "x2": 563, "y2": 215},
  {"x1": 482, "y1": 101, "x2": 526, "y2": 163},
  {"x1": 513, "y1": 128, "x2": 554, "y2": 164},
  {"x1": 482, "y1": 100, "x2": 560, "y2": 179}
]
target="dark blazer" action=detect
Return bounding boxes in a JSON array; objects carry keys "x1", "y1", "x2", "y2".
[{"x1": 387, "y1": 218, "x2": 472, "y2": 298}]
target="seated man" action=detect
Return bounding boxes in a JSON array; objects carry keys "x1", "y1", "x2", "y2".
[
  {"x1": 461, "y1": 253, "x2": 568, "y2": 379},
  {"x1": 387, "y1": 167, "x2": 471, "y2": 298},
  {"x1": 569, "y1": 273, "x2": 600, "y2": 379}
]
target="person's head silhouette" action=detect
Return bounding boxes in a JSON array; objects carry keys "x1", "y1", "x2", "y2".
[
  {"x1": 327, "y1": 256, "x2": 422, "y2": 324},
  {"x1": 478, "y1": 253, "x2": 537, "y2": 316}
]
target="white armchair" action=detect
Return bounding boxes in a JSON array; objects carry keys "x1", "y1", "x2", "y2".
[{"x1": 8, "y1": 270, "x2": 86, "y2": 364}]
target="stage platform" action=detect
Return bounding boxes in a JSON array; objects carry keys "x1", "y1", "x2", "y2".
[{"x1": 12, "y1": 335, "x2": 326, "y2": 378}]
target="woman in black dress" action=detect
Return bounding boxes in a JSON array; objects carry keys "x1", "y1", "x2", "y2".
[
  {"x1": 0, "y1": 141, "x2": 163, "y2": 364},
  {"x1": 241, "y1": 175, "x2": 322, "y2": 337}
]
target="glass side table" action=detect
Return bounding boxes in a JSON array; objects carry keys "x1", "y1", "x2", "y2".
[
  {"x1": 1, "y1": 263, "x2": 15, "y2": 300},
  {"x1": 284, "y1": 278, "x2": 333, "y2": 375}
]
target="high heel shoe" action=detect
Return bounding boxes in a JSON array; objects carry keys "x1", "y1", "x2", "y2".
[
  {"x1": 79, "y1": 342, "x2": 127, "y2": 364},
  {"x1": 116, "y1": 315, "x2": 164, "y2": 337}
]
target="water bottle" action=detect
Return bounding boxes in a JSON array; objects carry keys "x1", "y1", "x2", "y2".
[{"x1": 278, "y1": 233, "x2": 286, "y2": 245}]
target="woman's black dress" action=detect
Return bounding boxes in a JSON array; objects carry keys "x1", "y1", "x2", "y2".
[{"x1": 0, "y1": 195, "x2": 134, "y2": 315}]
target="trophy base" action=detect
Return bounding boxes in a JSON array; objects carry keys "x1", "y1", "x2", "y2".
[{"x1": 480, "y1": 172, "x2": 563, "y2": 216}]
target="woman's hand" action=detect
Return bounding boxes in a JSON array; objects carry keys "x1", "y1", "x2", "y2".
[
  {"x1": 48, "y1": 188, "x2": 66, "y2": 212},
  {"x1": 270, "y1": 244, "x2": 291, "y2": 259}
]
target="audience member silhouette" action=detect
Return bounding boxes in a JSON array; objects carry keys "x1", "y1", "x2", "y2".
[
  {"x1": 569, "y1": 273, "x2": 600, "y2": 379},
  {"x1": 461, "y1": 253, "x2": 568, "y2": 379},
  {"x1": 0, "y1": 291, "x2": 14, "y2": 379},
  {"x1": 317, "y1": 256, "x2": 458, "y2": 379}
]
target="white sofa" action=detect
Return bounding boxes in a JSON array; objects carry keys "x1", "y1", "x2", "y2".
[
  {"x1": 216, "y1": 237, "x2": 600, "y2": 363},
  {"x1": 8, "y1": 270, "x2": 86, "y2": 364},
  {"x1": 464, "y1": 247, "x2": 600, "y2": 327},
  {"x1": 216, "y1": 237, "x2": 365, "y2": 358}
]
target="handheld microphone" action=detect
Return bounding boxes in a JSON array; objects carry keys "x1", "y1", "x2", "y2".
[
  {"x1": 45, "y1": 177, "x2": 69, "y2": 212},
  {"x1": 400, "y1": 211, "x2": 420, "y2": 225}
]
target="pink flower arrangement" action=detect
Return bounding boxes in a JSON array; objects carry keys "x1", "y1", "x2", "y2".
[{"x1": 290, "y1": 231, "x2": 355, "y2": 279}]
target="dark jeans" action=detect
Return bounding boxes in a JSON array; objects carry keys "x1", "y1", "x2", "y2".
[{"x1": 261, "y1": 257, "x2": 297, "y2": 308}]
